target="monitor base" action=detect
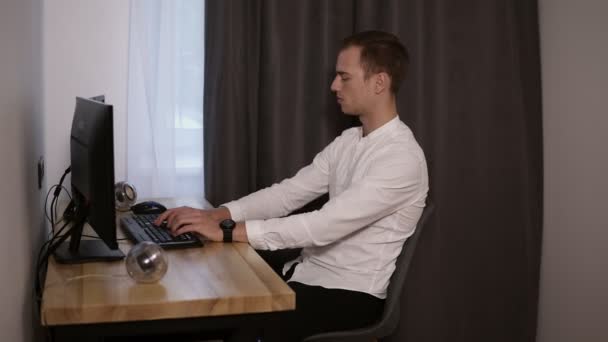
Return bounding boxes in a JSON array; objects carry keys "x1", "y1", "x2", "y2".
[{"x1": 54, "y1": 240, "x2": 125, "y2": 264}]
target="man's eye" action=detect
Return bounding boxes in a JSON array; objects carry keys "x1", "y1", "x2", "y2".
[{"x1": 341, "y1": 77, "x2": 349, "y2": 81}]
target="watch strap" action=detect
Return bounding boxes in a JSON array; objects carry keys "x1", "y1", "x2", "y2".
[
  {"x1": 220, "y1": 219, "x2": 235, "y2": 243},
  {"x1": 222, "y1": 227, "x2": 233, "y2": 242}
]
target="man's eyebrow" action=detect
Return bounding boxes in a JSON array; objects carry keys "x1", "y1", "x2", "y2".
[{"x1": 336, "y1": 71, "x2": 350, "y2": 76}]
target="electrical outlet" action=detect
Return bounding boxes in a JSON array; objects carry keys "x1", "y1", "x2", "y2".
[{"x1": 37, "y1": 156, "x2": 44, "y2": 189}]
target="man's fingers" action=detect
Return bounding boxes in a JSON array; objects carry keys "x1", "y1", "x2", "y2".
[
  {"x1": 155, "y1": 206, "x2": 185, "y2": 224},
  {"x1": 155, "y1": 208, "x2": 214, "y2": 236},
  {"x1": 154, "y1": 206, "x2": 192, "y2": 225},
  {"x1": 155, "y1": 209, "x2": 173, "y2": 225},
  {"x1": 173, "y1": 224, "x2": 194, "y2": 236},
  {"x1": 167, "y1": 209, "x2": 186, "y2": 227},
  {"x1": 168, "y1": 207, "x2": 199, "y2": 226},
  {"x1": 168, "y1": 214, "x2": 198, "y2": 233}
]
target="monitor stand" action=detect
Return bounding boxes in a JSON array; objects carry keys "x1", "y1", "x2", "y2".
[
  {"x1": 54, "y1": 240, "x2": 125, "y2": 264},
  {"x1": 51, "y1": 212, "x2": 125, "y2": 264}
]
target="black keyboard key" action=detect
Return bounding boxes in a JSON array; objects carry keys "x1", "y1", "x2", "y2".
[
  {"x1": 144, "y1": 229, "x2": 160, "y2": 243},
  {"x1": 157, "y1": 227, "x2": 172, "y2": 240},
  {"x1": 150, "y1": 227, "x2": 167, "y2": 242}
]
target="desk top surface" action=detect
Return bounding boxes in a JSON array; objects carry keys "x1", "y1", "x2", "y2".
[{"x1": 41, "y1": 198, "x2": 295, "y2": 326}]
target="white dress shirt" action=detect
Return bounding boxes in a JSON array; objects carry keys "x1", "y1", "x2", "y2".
[{"x1": 222, "y1": 116, "x2": 428, "y2": 299}]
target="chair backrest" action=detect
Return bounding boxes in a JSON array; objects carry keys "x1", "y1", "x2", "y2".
[
  {"x1": 374, "y1": 201, "x2": 434, "y2": 336},
  {"x1": 303, "y1": 202, "x2": 435, "y2": 342}
]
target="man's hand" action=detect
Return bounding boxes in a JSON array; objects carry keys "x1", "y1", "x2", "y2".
[{"x1": 154, "y1": 206, "x2": 231, "y2": 242}]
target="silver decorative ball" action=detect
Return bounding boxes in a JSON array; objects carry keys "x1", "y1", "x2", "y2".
[{"x1": 125, "y1": 241, "x2": 168, "y2": 283}]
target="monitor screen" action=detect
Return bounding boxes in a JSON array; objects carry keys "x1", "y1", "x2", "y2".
[{"x1": 53, "y1": 96, "x2": 124, "y2": 263}]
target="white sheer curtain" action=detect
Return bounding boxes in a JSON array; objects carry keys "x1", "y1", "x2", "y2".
[{"x1": 127, "y1": 0, "x2": 205, "y2": 199}]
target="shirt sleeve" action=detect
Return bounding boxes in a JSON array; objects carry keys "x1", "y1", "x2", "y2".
[
  {"x1": 246, "y1": 146, "x2": 426, "y2": 250},
  {"x1": 222, "y1": 135, "x2": 341, "y2": 222}
]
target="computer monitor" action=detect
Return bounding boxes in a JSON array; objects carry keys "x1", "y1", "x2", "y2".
[{"x1": 52, "y1": 96, "x2": 125, "y2": 263}]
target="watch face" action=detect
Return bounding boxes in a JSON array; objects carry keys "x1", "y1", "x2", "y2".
[{"x1": 220, "y1": 219, "x2": 236, "y2": 230}]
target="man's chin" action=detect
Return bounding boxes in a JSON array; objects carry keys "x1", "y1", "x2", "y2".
[{"x1": 339, "y1": 106, "x2": 358, "y2": 116}]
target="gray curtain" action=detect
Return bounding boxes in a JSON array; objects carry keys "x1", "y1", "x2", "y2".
[
  {"x1": 204, "y1": 0, "x2": 358, "y2": 202},
  {"x1": 204, "y1": 1, "x2": 542, "y2": 341}
]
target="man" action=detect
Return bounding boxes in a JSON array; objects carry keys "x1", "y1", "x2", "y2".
[{"x1": 156, "y1": 30, "x2": 428, "y2": 341}]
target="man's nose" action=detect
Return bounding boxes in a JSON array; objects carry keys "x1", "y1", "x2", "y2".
[{"x1": 330, "y1": 76, "x2": 339, "y2": 92}]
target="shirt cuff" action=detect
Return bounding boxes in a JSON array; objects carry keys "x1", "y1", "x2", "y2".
[
  {"x1": 220, "y1": 201, "x2": 245, "y2": 222},
  {"x1": 245, "y1": 220, "x2": 268, "y2": 250}
]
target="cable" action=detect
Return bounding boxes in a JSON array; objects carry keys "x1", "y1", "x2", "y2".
[
  {"x1": 51, "y1": 188, "x2": 71, "y2": 226},
  {"x1": 35, "y1": 221, "x2": 70, "y2": 295},
  {"x1": 43, "y1": 274, "x2": 129, "y2": 289},
  {"x1": 44, "y1": 184, "x2": 72, "y2": 234},
  {"x1": 35, "y1": 219, "x2": 72, "y2": 297},
  {"x1": 36, "y1": 165, "x2": 73, "y2": 323},
  {"x1": 49, "y1": 166, "x2": 72, "y2": 229},
  {"x1": 53, "y1": 197, "x2": 58, "y2": 228},
  {"x1": 53, "y1": 166, "x2": 71, "y2": 197},
  {"x1": 81, "y1": 234, "x2": 128, "y2": 241},
  {"x1": 34, "y1": 226, "x2": 69, "y2": 318},
  {"x1": 43, "y1": 186, "x2": 56, "y2": 224},
  {"x1": 50, "y1": 196, "x2": 57, "y2": 231},
  {"x1": 35, "y1": 202, "x2": 76, "y2": 306}
]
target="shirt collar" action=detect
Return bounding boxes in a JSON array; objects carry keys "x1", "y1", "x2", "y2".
[{"x1": 360, "y1": 115, "x2": 401, "y2": 142}]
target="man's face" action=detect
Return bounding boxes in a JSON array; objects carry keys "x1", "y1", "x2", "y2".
[{"x1": 330, "y1": 46, "x2": 375, "y2": 116}]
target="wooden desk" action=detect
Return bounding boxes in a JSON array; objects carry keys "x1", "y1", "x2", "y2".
[{"x1": 41, "y1": 198, "x2": 295, "y2": 339}]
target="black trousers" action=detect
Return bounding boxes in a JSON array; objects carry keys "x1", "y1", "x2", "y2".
[
  {"x1": 270, "y1": 281, "x2": 384, "y2": 341},
  {"x1": 230, "y1": 250, "x2": 385, "y2": 341}
]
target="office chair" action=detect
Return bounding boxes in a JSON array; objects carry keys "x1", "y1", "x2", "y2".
[{"x1": 303, "y1": 202, "x2": 435, "y2": 342}]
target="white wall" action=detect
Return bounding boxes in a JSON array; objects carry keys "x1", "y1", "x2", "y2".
[
  {"x1": 0, "y1": 2, "x2": 129, "y2": 340},
  {"x1": 537, "y1": 1, "x2": 608, "y2": 341},
  {"x1": 0, "y1": 0, "x2": 45, "y2": 341},
  {"x1": 43, "y1": 0, "x2": 130, "y2": 192}
]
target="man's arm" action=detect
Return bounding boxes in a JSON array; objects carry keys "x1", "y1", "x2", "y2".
[
  {"x1": 156, "y1": 134, "x2": 344, "y2": 242},
  {"x1": 159, "y1": 150, "x2": 426, "y2": 247},
  {"x1": 221, "y1": 135, "x2": 341, "y2": 222},
  {"x1": 155, "y1": 144, "x2": 333, "y2": 239},
  {"x1": 157, "y1": 159, "x2": 331, "y2": 241},
  {"x1": 246, "y1": 149, "x2": 428, "y2": 250}
]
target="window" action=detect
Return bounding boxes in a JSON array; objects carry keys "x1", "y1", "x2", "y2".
[{"x1": 127, "y1": 0, "x2": 205, "y2": 198}]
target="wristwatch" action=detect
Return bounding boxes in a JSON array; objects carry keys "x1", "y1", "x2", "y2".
[{"x1": 219, "y1": 219, "x2": 236, "y2": 242}]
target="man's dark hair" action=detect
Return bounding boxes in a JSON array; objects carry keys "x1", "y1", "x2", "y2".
[{"x1": 342, "y1": 30, "x2": 410, "y2": 94}]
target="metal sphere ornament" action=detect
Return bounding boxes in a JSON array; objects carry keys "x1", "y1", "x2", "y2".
[{"x1": 125, "y1": 241, "x2": 168, "y2": 283}]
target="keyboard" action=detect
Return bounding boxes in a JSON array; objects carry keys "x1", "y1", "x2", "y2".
[{"x1": 120, "y1": 213, "x2": 203, "y2": 249}]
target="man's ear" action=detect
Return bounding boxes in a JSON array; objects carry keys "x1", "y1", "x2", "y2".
[{"x1": 374, "y1": 72, "x2": 390, "y2": 94}]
